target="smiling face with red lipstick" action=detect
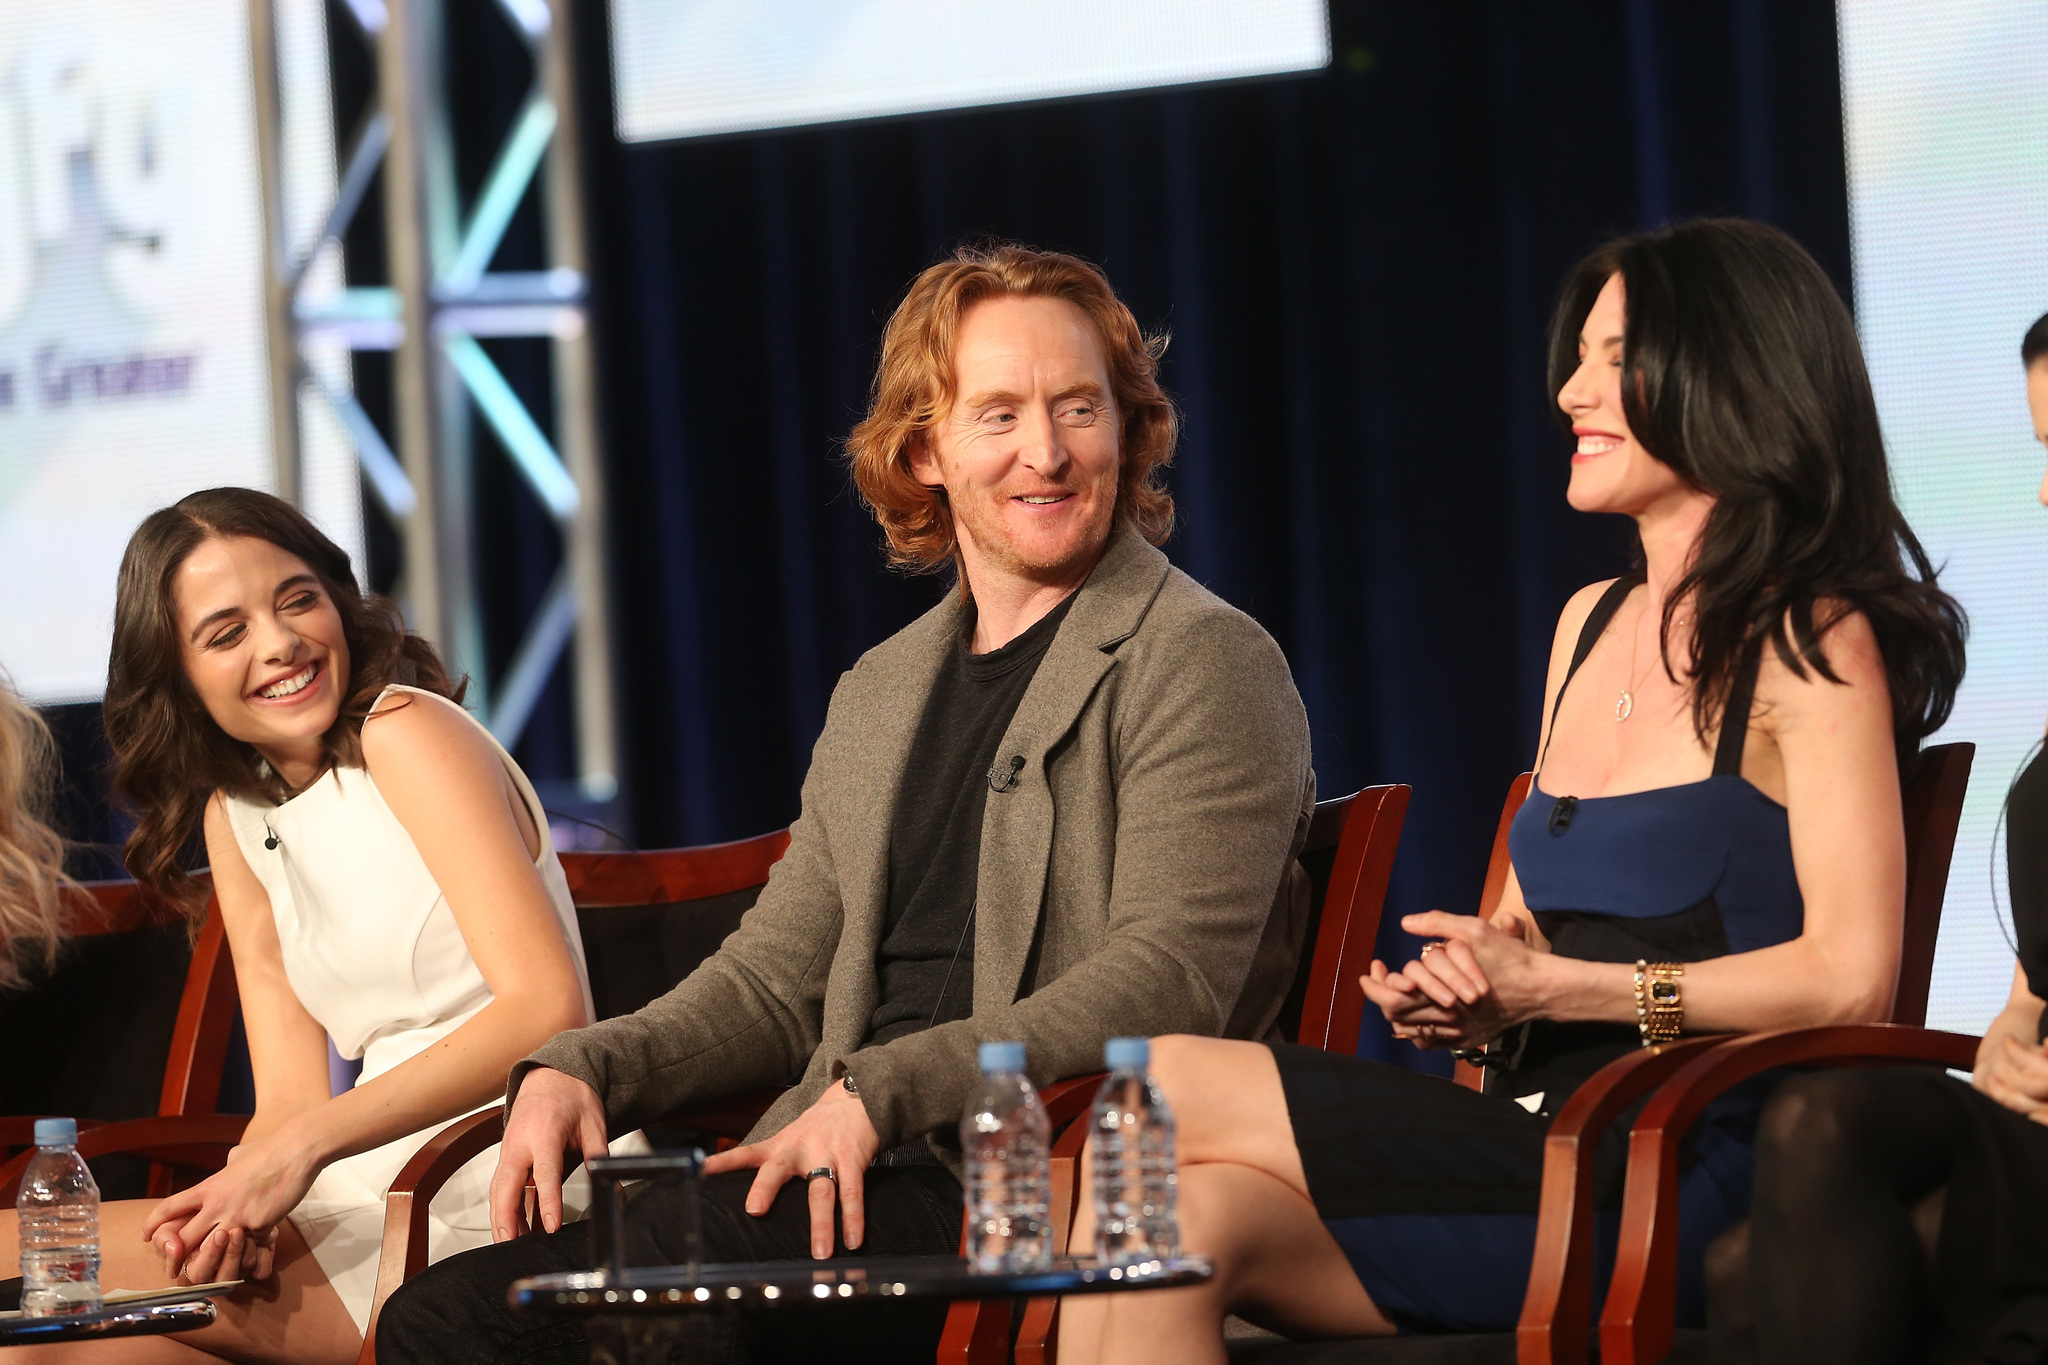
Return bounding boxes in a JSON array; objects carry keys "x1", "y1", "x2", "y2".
[
  {"x1": 171, "y1": 535, "x2": 351, "y2": 791},
  {"x1": 1555, "y1": 272, "x2": 1698, "y2": 521}
]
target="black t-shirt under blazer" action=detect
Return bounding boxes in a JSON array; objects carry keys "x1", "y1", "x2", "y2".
[{"x1": 869, "y1": 594, "x2": 1077, "y2": 1047}]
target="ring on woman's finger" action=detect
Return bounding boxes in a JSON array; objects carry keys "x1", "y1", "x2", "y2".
[
  {"x1": 1419, "y1": 941, "x2": 1446, "y2": 960},
  {"x1": 805, "y1": 1166, "x2": 836, "y2": 1184}
]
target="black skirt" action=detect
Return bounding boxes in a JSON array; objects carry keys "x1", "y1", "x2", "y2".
[{"x1": 1271, "y1": 1037, "x2": 1763, "y2": 1333}]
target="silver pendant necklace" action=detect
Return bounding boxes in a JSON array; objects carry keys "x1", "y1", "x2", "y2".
[
  {"x1": 1617, "y1": 598, "x2": 1644, "y2": 722},
  {"x1": 1618, "y1": 593, "x2": 1686, "y2": 722}
]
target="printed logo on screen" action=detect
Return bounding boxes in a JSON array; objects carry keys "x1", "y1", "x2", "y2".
[{"x1": 0, "y1": 142, "x2": 197, "y2": 418}]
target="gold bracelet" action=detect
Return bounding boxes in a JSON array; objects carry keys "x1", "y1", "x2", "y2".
[{"x1": 1634, "y1": 960, "x2": 1685, "y2": 1047}]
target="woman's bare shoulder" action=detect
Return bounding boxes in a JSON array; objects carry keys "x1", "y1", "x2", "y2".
[
  {"x1": 358, "y1": 688, "x2": 496, "y2": 779},
  {"x1": 1756, "y1": 601, "x2": 1892, "y2": 734},
  {"x1": 1547, "y1": 578, "x2": 1627, "y2": 672},
  {"x1": 1764, "y1": 601, "x2": 1888, "y2": 689},
  {"x1": 1559, "y1": 577, "x2": 1625, "y2": 629}
]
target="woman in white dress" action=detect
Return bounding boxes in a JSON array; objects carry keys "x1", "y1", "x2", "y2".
[{"x1": 0, "y1": 487, "x2": 611, "y2": 1363}]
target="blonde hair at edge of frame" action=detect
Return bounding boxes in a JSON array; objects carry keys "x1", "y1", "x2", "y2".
[
  {"x1": 845, "y1": 242, "x2": 1180, "y2": 574},
  {"x1": 0, "y1": 676, "x2": 72, "y2": 990}
]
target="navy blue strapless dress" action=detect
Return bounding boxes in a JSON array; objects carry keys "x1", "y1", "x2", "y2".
[{"x1": 1271, "y1": 575, "x2": 1804, "y2": 1333}]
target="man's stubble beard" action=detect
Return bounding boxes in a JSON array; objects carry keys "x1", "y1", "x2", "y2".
[{"x1": 951, "y1": 470, "x2": 1120, "y2": 582}]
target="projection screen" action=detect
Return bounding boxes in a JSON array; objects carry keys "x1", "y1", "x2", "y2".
[
  {"x1": 1838, "y1": 0, "x2": 2048, "y2": 1032},
  {"x1": 0, "y1": 0, "x2": 360, "y2": 704},
  {"x1": 606, "y1": 0, "x2": 1331, "y2": 143}
]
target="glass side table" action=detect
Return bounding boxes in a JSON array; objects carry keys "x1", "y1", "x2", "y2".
[
  {"x1": 510, "y1": 1252, "x2": 1213, "y2": 1316},
  {"x1": 509, "y1": 1148, "x2": 1210, "y2": 1362},
  {"x1": 0, "y1": 1300, "x2": 218, "y2": 1345}
]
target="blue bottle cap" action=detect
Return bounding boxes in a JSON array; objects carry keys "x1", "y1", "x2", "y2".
[
  {"x1": 978, "y1": 1040, "x2": 1026, "y2": 1073},
  {"x1": 1104, "y1": 1037, "x2": 1149, "y2": 1070},
  {"x1": 33, "y1": 1118, "x2": 76, "y2": 1147}
]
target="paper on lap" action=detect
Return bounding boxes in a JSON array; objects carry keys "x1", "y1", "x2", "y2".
[{"x1": 0, "y1": 1280, "x2": 243, "y2": 1318}]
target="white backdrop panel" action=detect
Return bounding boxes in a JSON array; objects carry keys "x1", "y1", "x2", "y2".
[
  {"x1": 608, "y1": 0, "x2": 1330, "y2": 143},
  {"x1": 0, "y1": 0, "x2": 359, "y2": 704},
  {"x1": 1839, "y1": 0, "x2": 2048, "y2": 1032}
]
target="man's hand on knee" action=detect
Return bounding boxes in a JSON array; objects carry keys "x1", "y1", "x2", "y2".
[
  {"x1": 702, "y1": 1077, "x2": 881, "y2": 1260},
  {"x1": 491, "y1": 1067, "x2": 610, "y2": 1241}
]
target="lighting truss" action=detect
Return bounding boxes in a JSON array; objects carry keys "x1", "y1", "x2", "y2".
[{"x1": 249, "y1": 0, "x2": 616, "y2": 798}]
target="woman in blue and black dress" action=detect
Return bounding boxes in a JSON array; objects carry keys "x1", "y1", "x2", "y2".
[
  {"x1": 1058, "y1": 218, "x2": 1969, "y2": 1363},
  {"x1": 1735, "y1": 313, "x2": 2048, "y2": 1365}
]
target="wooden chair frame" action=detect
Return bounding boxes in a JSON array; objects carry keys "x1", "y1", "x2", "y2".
[
  {"x1": 1295, "y1": 786, "x2": 1416, "y2": 1054},
  {"x1": 560, "y1": 831, "x2": 791, "y2": 908},
  {"x1": 1598, "y1": 1024, "x2": 1979, "y2": 1365},
  {"x1": 0, "y1": 878, "x2": 239, "y2": 1202},
  {"x1": 992, "y1": 785, "x2": 1412, "y2": 1365}
]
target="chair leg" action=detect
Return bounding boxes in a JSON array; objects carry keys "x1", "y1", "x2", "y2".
[
  {"x1": 938, "y1": 1298, "x2": 1013, "y2": 1365},
  {"x1": 1015, "y1": 1296, "x2": 1059, "y2": 1365},
  {"x1": 1009, "y1": 1135, "x2": 1085, "y2": 1364}
]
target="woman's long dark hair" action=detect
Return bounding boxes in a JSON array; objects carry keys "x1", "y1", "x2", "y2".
[
  {"x1": 105, "y1": 488, "x2": 464, "y2": 918},
  {"x1": 1545, "y1": 219, "x2": 1966, "y2": 766}
]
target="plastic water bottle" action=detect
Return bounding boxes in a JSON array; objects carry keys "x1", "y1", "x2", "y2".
[
  {"x1": 960, "y1": 1040, "x2": 1052, "y2": 1273},
  {"x1": 17, "y1": 1118, "x2": 101, "y2": 1317},
  {"x1": 1091, "y1": 1037, "x2": 1179, "y2": 1266}
]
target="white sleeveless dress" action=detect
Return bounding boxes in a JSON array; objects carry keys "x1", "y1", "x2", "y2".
[{"x1": 221, "y1": 685, "x2": 635, "y2": 1334}]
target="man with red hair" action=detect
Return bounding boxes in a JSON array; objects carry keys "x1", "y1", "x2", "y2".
[{"x1": 381, "y1": 243, "x2": 1313, "y2": 1364}]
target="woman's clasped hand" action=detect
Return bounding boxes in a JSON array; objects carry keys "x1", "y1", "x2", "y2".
[
  {"x1": 1972, "y1": 1017, "x2": 2048, "y2": 1125},
  {"x1": 139, "y1": 1127, "x2": 321, "y2": 1284},
  {"x1": 1362, "y1": 910, "x2": 1552, "y2": 1051}
]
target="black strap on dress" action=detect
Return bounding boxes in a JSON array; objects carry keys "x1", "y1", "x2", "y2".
[
  {"x1": 1712, "y1": 645, "x2": 1761, "y2": 778},
  {"x1": 1537, "y1": 573, "x2": 1642, "y2": 771},
  {"x1": 1535, "y1": 571, "x2": 1762, "y2": 778}
]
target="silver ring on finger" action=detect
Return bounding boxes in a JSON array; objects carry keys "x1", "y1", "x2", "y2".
[{"x1": 806, "y1": 1166, "x2": 836, "y2": 1183}]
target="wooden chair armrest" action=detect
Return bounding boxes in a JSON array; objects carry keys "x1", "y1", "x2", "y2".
[
  {"x1": 1599, "y1": 1025, "x2": 1979, "y2": 1365},
  {"x1": 76, "y1": 1114, "x2": 253, "y2": 1162},
  {"x1": 359, "y1": 1106, "x2": 507, "y2": 1365},
  {"x1": 1516, "y1": 1036, "x2": 1726, "y2": 1365},
  {"x1": 1038, "y1": 1073, "x2": 1104, "y2": 1138},
  {"x1": 0, "y1": 1115, "x2": 249, "y2": 1209},
  {"x1": 0, "y1": 1117, "x2": 105, "y2": 1151}
]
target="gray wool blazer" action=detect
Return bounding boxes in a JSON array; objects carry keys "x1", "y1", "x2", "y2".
[{"x1": 512, "y1": 527, "x2": 1316, "y2": 1157}]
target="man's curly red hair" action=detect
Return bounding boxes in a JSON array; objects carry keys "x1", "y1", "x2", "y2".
[{"x1": 846, "y1": 243, "x2": 1177, "y2": 573}]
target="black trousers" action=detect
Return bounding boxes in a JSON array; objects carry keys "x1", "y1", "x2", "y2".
[
  {"x1": 375, "y1": 1164, "x2": 963, "y2": 1365},
  {"x1": 1747, "y1": 1065, "x2": 2048, "y2": 1365}
]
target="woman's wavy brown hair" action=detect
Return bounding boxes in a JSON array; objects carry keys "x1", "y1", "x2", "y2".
[
  {"x1": 0, "y1": 675, "x2": 73, "y2": 989},
  {"x1": 846, "y1": 242, "x2": 1178, "y2": 572},
  {"x1": 105, "y1": 488, "x2": 464, "y2": 919}
]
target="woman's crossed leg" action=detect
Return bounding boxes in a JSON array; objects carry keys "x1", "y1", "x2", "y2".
[
  {"x1": 1058, "y1": 1036, "x2": 1395, "y2": 1365},
  {"x1": 0, "y1": 1198, "x2": 359, "y2": 1364}
]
